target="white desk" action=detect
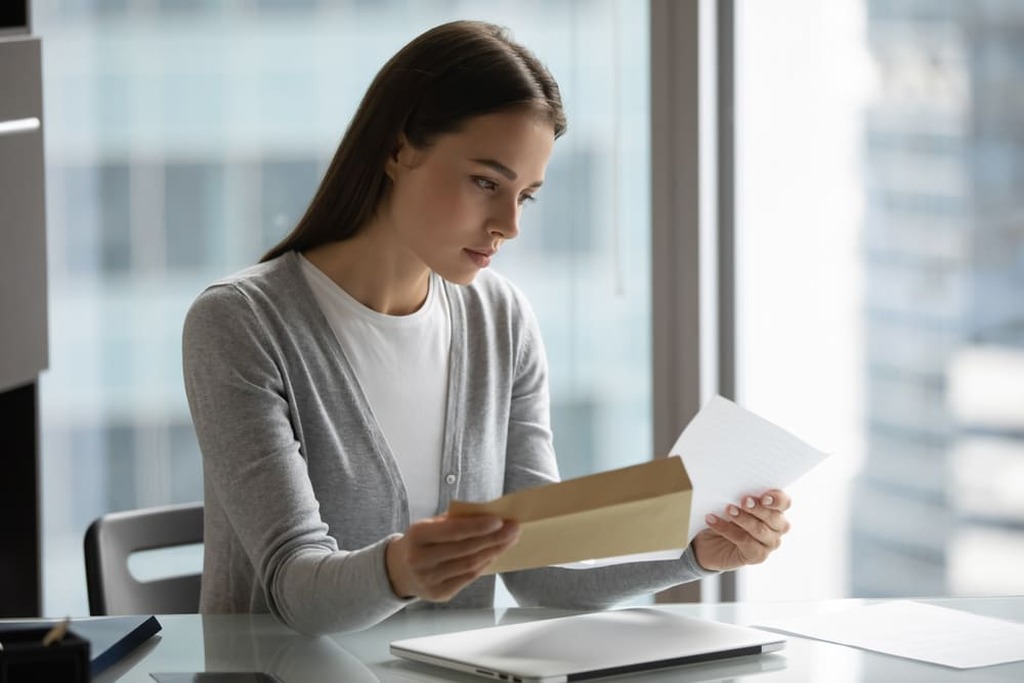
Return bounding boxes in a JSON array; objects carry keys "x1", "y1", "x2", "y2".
[{"x1": 74, "y1": 597, "x2": 1024, "y2": 681}]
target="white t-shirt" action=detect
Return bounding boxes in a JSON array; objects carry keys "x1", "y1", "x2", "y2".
[{"x1": 298, "y1": 255, "x2": 450, "y2": 522}]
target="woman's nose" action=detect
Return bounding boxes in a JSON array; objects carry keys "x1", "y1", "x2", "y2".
[{"x1": 489, "y1": 202, "x2": 520, "y2": 240}]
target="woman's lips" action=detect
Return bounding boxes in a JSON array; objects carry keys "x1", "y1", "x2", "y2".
[{"x1": 464, "y1": 249, "x2": 493, "y2": 268}]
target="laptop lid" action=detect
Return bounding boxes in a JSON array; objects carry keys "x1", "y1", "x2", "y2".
[{"x1": 390, "y1": 607, "x2": 785, "y2": 683}]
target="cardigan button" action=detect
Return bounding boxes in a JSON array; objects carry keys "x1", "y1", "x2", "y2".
[{"x1": 445, "y1": 474, "x2": 457, "y2": 485}]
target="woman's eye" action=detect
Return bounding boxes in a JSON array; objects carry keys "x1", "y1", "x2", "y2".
[
  {"x1": 518, "y1": 194, "x2": 537, "y2": 206},
  {"x1": 473, "y1": 177, "x2": 498, "y2": 192}
]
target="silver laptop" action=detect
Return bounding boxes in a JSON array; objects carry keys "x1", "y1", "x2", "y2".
[{"x1": 390, "y1": 607, "x2": 786, "y2": 682}]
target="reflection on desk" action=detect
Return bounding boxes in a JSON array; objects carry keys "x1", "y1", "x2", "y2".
[{"x1": 40, "y1": 596, "x2": 1024, "y2": 683}]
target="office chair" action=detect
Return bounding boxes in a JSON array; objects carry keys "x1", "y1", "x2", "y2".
[{"x1": 84, "y1": 501, "x2": 204, "y2": 615}]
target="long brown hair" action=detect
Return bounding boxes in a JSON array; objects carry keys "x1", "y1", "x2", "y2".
[{"x1": 260, "y1": 20, "x2": 567, "y2": 263}]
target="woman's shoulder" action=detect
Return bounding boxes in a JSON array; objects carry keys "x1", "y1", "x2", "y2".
[
  {"x1": 191, "y1": 252, "x2": 303, "y2": 306},
  {"x1": 185, "y1": 252, "x2": 309, "y2": 329},
  {"x1": 206, "y1": 252, "x2": 299, "y2": 293}
]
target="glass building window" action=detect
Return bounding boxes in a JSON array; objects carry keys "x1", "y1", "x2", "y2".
[
  {"x1": 536, "y1": 148, "x2": 597, "y2": 255},
  {"x1": 56, "y1": 166, "x2": 100, "y2": 275},
  {"x1": 35, "y1": 0, "x2": 651, "y2": 616},
  {"x1": 165, "y1": 162, "x2": 226, "y2": 270},
  {"x1": 98, "y1": 164, "x2": 132, "y2": 273},
  {"x1": 735, "y1": 0, "x2": 1024, "y2": 601},
  {"x1": 259, "y1": 158, "x2": 319, "y2": 252}
]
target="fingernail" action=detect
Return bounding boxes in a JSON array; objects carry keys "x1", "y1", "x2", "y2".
[
  {"x1": 745, "y1": 497, "x2": 756, "y2": 509},
  {"x1": 763, "y1": 495, "x2": 774, "y2": 506},
  {"x1": 706, "y1": 514, "x2": 718, "y2": 524},
  {"x1": 728, "y1": 505, "x2": 740, "y2": 517}
]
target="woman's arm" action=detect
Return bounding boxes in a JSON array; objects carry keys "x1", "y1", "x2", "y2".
[
  {"x1": 497, "y1": 326, "x2": 793, "y2": 606},
  {"x1": 184, "y1": 284, "x2": 410, "y2": 634}
]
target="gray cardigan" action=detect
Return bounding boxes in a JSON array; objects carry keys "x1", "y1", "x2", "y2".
[{"x1": 182, "y1": 251, "x2": 713, "y2": 635}]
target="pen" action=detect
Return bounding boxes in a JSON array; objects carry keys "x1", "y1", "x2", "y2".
[{"x1": 42, "y1": 616, "x2": 71, "y2": 646}]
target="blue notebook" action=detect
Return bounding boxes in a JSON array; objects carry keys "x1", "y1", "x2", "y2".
[{"x1": 0, "y1": 615, "x2": 162, "y2": 676}]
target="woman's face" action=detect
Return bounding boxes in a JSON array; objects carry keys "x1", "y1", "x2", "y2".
[{"x1": 384, "y1": 109, "x2": 556, "y2": 285}]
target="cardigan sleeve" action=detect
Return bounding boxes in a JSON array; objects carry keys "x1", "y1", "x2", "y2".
[
  {"x1": 496, "y1": 288, "x2": 718, "y2": 607},
  {"x1": 183, "y1": 283, "x2": 412, "y2": 635}
]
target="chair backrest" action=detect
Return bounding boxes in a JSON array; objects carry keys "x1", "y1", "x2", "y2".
[{"x1": 84, "y1": 501, "x2": 204, "y2": 616}]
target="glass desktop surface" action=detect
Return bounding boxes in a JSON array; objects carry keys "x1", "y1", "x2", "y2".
[{"x1": 79, "y1": 597, "x2": 1024, "y2": 683}]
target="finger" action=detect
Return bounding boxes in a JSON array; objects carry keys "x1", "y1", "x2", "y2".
[
  {"x1": 723, "y1": 505, "x2": 784, "y2": 549},
  {"x1": 758, "y1": 489, "x2": 791, "y2": 512},
  {"x1": 434, "y1": 534, "x2": 518, "y2": 577},
  {"x1": 736, "y1": 497, "x2": 791, "y2": 534},
  {"x1": 413, "y1": 515, "x2": 507, "y2": 544},
  {"x1": 427, "y1": 561, "x2": 501, "y2": 602},
  {"x1": 435, "y1": 521, "x2": 520, "y2": 563},
  {"x1": 414, "y1": 531, "x2": 521, "y2": 600},
  {"x1": 408, "y1": 520, "x2": 520, "y2": 569},
  {"x1": 704, "y1": 514, "x2": 772, "y2": 564}
]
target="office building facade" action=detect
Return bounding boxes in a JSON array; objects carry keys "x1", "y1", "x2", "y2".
[{"x1": 853, "y1": 0, "x2": 1024, "y2": 596}]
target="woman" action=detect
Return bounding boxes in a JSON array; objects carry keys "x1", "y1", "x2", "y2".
[{"x1": 183, "y1": 19, "x2": 791, "y2": 636}]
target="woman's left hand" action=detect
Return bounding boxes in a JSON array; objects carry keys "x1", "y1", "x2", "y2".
[{"x1": 691, "y1": 489, "x2": 792, "y2": 571}]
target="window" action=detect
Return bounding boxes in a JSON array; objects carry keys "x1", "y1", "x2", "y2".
[
  {"x1": 35, "y1": 0, "x2": 651, "y2": 616},
  {"x1": 259, "y1": 158, "x2": 319, "y2": 252},
  {"x1": 535, "y1": 148, "x2": 597, "y2": 255},
  {"x1": 735, "y1": 0, "x2": 1024, "y2": 600},
  {"x1": 165, "y1": 163, "x2": 226, "y2": 270},
  {"x1": 98, "y1": 164, "x2": 131, "y2": 273}
]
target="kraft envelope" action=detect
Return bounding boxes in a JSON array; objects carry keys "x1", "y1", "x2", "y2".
[{"x1": 448, "y1": 456, "x2": 692, "y2": 574}]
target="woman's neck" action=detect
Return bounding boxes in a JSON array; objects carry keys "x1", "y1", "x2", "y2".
[{"x1": 302, "y1": 228, "x2": 431, "y2": 316}]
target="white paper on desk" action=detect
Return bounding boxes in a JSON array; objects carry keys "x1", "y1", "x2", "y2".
[
  {"x1": 757, "y1": 600, "x2": 1024, "y2": 669},
  {"x1": 671, "y1": 395, "x2": 828, "y2": 541}
]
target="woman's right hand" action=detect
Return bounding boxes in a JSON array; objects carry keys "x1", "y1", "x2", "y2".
[{"x1": 385, "y1": 514, "x2": 520, "y2": 601}]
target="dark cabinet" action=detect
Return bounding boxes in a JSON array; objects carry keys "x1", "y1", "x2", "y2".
[
  {"x1": 0, "y1": 33, "x2": 46, "y2": 617},
  {"x1": 0, "y1": 36, "x2": 48, "y2": 392}
]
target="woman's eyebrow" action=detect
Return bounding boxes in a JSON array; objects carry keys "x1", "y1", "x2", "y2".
[{"x1": 471, "y1": 158, "x2": 544, "y2": 188}]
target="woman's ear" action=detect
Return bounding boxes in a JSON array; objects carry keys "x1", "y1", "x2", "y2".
[{"x1": 385, "y1": 134, "x2": 419, "y2": 181}]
